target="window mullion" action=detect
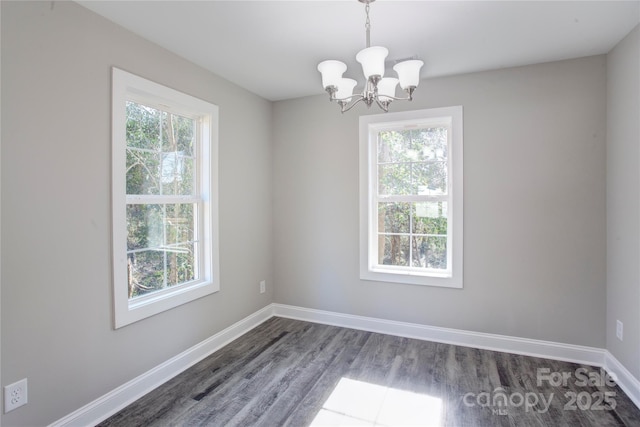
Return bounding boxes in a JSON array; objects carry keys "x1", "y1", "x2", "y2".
[
  {"x1": 126, "y1": 195, "x2": 200, "y2": 204},
  {"x1": 162, "y1": 202, "x2": 168, "y2": 290},
  {"x1": 378, "y1": 195, "x2": 447, "y2": 203},
  {"x1": 409, "y1": 198, "x2": 414, "y2": 267}
]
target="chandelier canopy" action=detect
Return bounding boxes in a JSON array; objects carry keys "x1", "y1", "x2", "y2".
[{"x1": 317, "y1": 0, "x2": 424, "y2": 113}]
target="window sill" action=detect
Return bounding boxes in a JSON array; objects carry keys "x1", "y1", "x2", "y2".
[
  {"x1": 115, "y1": 280, "x2": 218, "y2": 329},
  {"x1": 360, "y1": 268, "x2": 462, "y2": 289}
]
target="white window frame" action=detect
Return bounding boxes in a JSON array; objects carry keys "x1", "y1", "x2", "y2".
[
  {"x1": 112, "y1": 68, "x2": 220, "y2": 328},
  {"x1": 359, "y1": 106, "x2": 463, "y2": 288}
]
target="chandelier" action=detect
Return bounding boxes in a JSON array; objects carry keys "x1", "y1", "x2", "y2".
[{"x1": 317, "y1": 0, "x2": 424, "y2": 113}]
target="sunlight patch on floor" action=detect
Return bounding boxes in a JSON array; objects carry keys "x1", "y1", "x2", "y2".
[{"x1": 310, "y1": 377, "x2": 443, "y2": 426}]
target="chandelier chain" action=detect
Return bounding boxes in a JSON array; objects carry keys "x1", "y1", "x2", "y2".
[{"x1": 365, "y1": 3, "x2": 371, "y2": 48}]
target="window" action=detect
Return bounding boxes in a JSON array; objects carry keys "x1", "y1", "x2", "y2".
[
  {"x1": 359, "y1": 107, "x2": 463, "y2": 288},
  {"x1": 112, "y1": 68, "x2": 219, "y2": 328}
]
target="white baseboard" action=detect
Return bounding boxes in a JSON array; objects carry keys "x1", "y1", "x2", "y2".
[
  {"x1": 49, "y1": 303, "x2": 640, "y2": 425},
  {"x1": 272, "y1": 304, "x2": 606, "y2": 365},
  {"x1": 604, "y1": 351, "x2": 640, "y2": 409},
  {"x1": 49, "y1": 305, "x2": 274, "y2": 427},
  {"x1": 273, "y1": 303, "x2": 640, "y2": 410}
]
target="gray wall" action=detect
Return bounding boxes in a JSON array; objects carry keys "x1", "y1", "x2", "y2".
[
  {"x1": 606, "y1": 25, "x2": 640, "y2": 380},
  {"x1": 1, "y1": 2, "x2": 273, "y2": 425},
  {"x1": 273, "y1": 55, "x2": 607, "y2": 348}
]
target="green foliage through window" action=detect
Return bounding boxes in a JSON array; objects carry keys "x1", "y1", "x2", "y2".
[
  {"x1": 377, "y1": 128, "x2": 448, "y2": 270},
  {"x1": 125, "y1": 101, "x2": 198, "y2": 299}
]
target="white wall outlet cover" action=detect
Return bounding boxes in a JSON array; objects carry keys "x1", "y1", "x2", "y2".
[
  {"x1": 616, "y1": 320, "x2": 623, "y2": 341},
  {"x1": 4, "y1": 378, "x2": 28, "y2": 413}
]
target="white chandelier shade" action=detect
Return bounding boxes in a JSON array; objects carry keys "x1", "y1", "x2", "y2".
[
  {"x1": 336, "y1": 78, "x2": 358, "y2": 102},
  {"x1": 393, "y1": 60, "x2": 424, "y2": 90},
  {"x1": 355, "y1": 46, "x2": 388, "y2": 80},
  {"x1": 317, "y1": 0, "x2": 424, "y2": 113},
  {"x1": 317, "y1": 60, "x2": 347, "y2": 90},
  {"x1": 377, "y1": 77, "x2": 399, "y2": 102}
]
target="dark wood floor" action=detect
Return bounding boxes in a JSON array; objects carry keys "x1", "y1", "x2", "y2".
[{"x1": 98, "y1": 317, "x2": 640, "y2": 426}]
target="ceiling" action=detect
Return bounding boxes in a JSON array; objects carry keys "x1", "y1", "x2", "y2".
[{"x1": 77, "y1": 1, "x2": 640, "y2": 101}]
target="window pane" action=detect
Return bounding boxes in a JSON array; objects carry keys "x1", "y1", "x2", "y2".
[
  {"x1": 380, "y1": 235, "x2": 410, "y2": 266},
  {"x1": 128, "y1": 250, "x2": 165, "y2": 298},
  {"x1": 126, "y1": 204, "x2": 163, "y2": 250},
  {"x1": 126, "y1": 149, "x2": 160, "y2": 195},
  {"x1": 378, "y1": 164, "x2": 412, "y2": 196},
  {"x1": 161, "y1": 153, "x2": 194, "y2": 195},
  {"x1": 378, "y1": 202, "x2": 410, "y2": 234},
  {"x1": 166, "y1": 243, "x2": 196, "y2": 287},
  {"x1": 127, "y1": 204, "x2": 195, "y2": 250},
  {"x1": 181, "y1": 157, "x2": 195, "y2": 195},
  {"x1": 412, "y1": 236, "x2": 447, "y2": 269},
  {"x1": 128, "y1": 244, "x2": 198, "y2": 298},
  {"x1": 411, "y1": 128, "x2": 448, "y2": 161},
  {"x1": 379, "y1": 162, "x2": 447, "y2": 196},
  {"x1": 378, "y1": 128, "x2": 448, "y2": 163},
  {"x1": 165, "y1": 203, "x2": 195, "y2": 245},
  {"x1": 379, "y1": 130, "x2": 414, "y2": 163},
  {"x1": 413, "y1": 202, "x2": 448, "y2": 235},
  {"x1": 173, "y1": 114, "x2": 195, "y2": 156},
  {"x1": 414, "y1": 162, "x2": 447, "y2": 196},
  {"x1": 126, "y1": 101, "x2": 160, "y2": 150},
  {"x1": 162, "y1": 112, "x2": 195, "y2": 155}
]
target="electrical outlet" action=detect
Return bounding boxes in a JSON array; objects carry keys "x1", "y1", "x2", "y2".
[
  {"x1": 616, "y1": 320, "x2": 623, "y2": 341},
  {"x1": 4, "y1": 378, "x2": 28, "y2": 413},
  {"x1": 260, "y1": 280, "x2": 266, "y2": 294}
]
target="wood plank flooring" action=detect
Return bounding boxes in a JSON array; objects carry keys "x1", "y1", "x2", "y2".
[{"x1": 98, "y1": 317, "x2": 640, "y2": 426}]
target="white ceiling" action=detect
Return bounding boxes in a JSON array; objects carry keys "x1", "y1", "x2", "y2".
[{"x1": 77, "y1": 0, "x2": 640, "y2": 101}]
